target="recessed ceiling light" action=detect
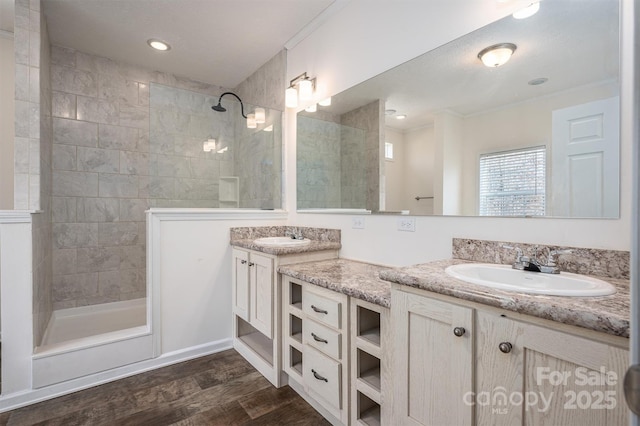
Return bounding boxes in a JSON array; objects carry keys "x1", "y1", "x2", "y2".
[
  {"x1": 396, "y1": 115, "x2": 407, "y2": 120},
  {"x1": 513, "y1": 2, "x2": 540, "y2": 20},
  {"x1": 147, "y1": 39, "x2": 171, "y2": 51},
  {"x1": 528, "y1": 77, "x2": 548, "y2": 86}
]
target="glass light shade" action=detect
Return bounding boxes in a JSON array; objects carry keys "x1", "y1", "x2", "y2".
[
  {"x1": 285, "y1": 87, "x2": 298, "y2": 108},
  {"x1": 254, "y1": 107, "x2": 266, "y2": 124},
  {"x1": 263, "y1": 125, "x2": 273, "y2": 132},
  {"x1": 147, "y1": 39, "x2": 171, "y2": 51},
  {"x1": 203, "y1": 139, "x2": 215, "y2": 152},
  {"x1": 513, "y1": 2, "x2": 540, "y2": 19},
  {"x1": 478, "y1": 43, "x2": 516, "y2": 67},
  {"x1": 319, "y1": 97, "x2": 332, "y2": 107},
  {"x1": 305, "y1": 103, "x2": 317, "y2": 113},
  {"x1": 299, "y1": 79, "x2": 313, "y2": 100},
  {"x1": 247, "y1": 113, "x2": 257, "y2": 129}
]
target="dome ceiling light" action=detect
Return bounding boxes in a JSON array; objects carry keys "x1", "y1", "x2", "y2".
[{"x1": 477, "y1": 43, "x2": 517, "y2": 67}]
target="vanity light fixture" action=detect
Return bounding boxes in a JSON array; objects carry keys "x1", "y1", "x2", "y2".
[
  {"x1": 212, "y1": 92, "x2": 265, "y2": 129},
  {"x1": 513, "y1": 2, "x2": 540, "y2": 19},
  {"x1": 319, "y1": 98, "x2": 332, "y2": 107},
  {"x1": 147, "y1": 39, "x2": 171, "y2": 51},
  {"x1": 396, "y1": 114, "x2": 407, "y2": 120},
  {"x1": 263, "y1": 125, "x2": 273, "y2": 132},
  {"x1": 478, "y1": 43, "x2": 517, "y2": 67},
  {"x1": 286, "y1": 72, "x2": 316, "y2": 108}
]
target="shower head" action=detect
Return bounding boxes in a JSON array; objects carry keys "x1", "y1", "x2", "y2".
[{"x1": 211, "y1": 92, "x2": 247, "y2": 118}]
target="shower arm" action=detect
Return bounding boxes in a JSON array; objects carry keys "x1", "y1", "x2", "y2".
[{"x1": 216, "y1": 92, "x2": 248, "y2": 119}]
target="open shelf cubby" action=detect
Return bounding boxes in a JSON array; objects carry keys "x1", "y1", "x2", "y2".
[
  {"x1": 237, "y1": 317, "x2": 273, "y2": 366},
  {"x1": 290, "y1": 314, "x2": 303, "y2": 343},
  {"x1": 358, "y1": 392, "x2": 381, "y2": 426},
  {"x1": 290, "y1": 346, "x2": 303, "y2": 376},
  {"x1": 357, "y1": 349, "x2": 381, "y2": 392},
  {"x1": 290, "y1": 281, "x2": 303, "y2": 311},
  {"x1": 357, "y1": 306, "x2": 381, "y2": 347}
]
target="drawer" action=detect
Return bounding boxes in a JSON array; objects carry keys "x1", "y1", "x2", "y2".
[
  {"x1": 303, "y1": 290, "x2": 342, "y2": 329},
  {"x1": 304, "y1": 346, "x2": 342, "y2": 411},
  {"x1": 303, "y1": 318, "x2": 342, "y2": 360}
]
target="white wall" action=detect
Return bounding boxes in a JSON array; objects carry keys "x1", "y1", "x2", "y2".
[
  {"x1": 383, "y1": 128, "x2": 404, "y2": 211},
  {"x1": 0, "y1": 35, "x2": 14, "y2": 209},
  {"x1": 286, "y1": 0, "x2": 635, "y2": 265},
  {"x1": 404, "y1": 126, "x2": 435, "y2": 215}
]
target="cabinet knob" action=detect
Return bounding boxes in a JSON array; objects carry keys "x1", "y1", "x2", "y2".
[
  {"x1": 499, "y1": 342, "x2": 513, "y2": 353},
  {"x1": 248, "y1": 262, "x2": 255, "y2": 267},
  {"x1": 453, "y1": 327, "x2": 466, "y2": 337}
]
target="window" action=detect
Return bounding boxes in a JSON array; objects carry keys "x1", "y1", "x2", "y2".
[
  {"x1": 385, "y1": 142, "x2": 394, "y2": 160},
  {"x1": 479, "y1": 146, "x2": 546, "y2": 216}
]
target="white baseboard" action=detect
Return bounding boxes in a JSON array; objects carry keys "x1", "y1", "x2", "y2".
[{"x1": 0, "y1": 338, "x2": 233, "y2": 413}]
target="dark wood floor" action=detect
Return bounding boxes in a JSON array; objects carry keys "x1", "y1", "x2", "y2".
[{"x1": 0, "y1": 349, "x2": 330, "y2": 425}]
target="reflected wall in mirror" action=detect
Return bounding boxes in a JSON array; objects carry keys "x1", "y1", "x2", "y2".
[{"x1": 296, "y1": 0, "x2": 620, "y2": 218}]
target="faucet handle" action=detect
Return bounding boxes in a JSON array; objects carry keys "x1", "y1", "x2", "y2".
[
  {"x1": 548, "y1": 249, "x2": 572, "y2": 266},
  {"x1": 501, "y1": 244, "x2": 525, "y2": 261}
]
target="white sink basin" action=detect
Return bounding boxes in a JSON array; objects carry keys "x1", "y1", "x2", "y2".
[
  {"x1": 445, "y1": 263, "x2": 616, "y2": 297},
  {"x1": 254, "y1": 236, "x2": 311, "y2": 247}
]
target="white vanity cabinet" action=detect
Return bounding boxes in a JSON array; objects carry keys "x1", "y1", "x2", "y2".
[
  {"x1": 283, "y1": 276, "x2": 350, "y2": 425},
  {"x1": 391, "y1": 288, "x2": 475, "y2": 426},
  {"x1": 475, "y1": 310, "x2": 628, "y2": 426},
  {"x1": 231, "y1": 247, "x2": 338, "y2": 388},
  {"x1": 390, "y1": 286, "x2": 630, "y2": 426}
]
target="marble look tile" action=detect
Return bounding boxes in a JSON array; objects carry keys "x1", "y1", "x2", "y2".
[
  {"x1": 28, "y1": 30, "x2": 40, "y2": 67},
  {"x1": 119, "y1": 104, "x2": 149, "y2": 129},
  {"x1": 51, "y1": 45, "x2": 76, "y2": 68},
  {"x1": 15, "y1": 64, "x2": 30, "y2": 101},
  {"x1": 98, "y1": 174, "x2": 139, "y2": 198},
  {"x1": 29, "y1": 65, "x2": 40, "y2": 103},
  {"x1": 28, "y1": 101, "x2": 39, "y2": 138},
  {"x1": 77, "y1": 147, "x2": 120, "y2": 173},
  {"x1": 15, "y1": 100, "x2": 30, "y2": 137},
  {"x1": 52, "y1": 272, "x2": 99, "y2": 302},
  {"x1": 14, "y1": 5, "x2": 29, "y2": 29},
  {"x1": 13, "y1": 173, "x2": 29, "y2": 210},
  {"x1": 120, "y1": 151, "x2": 149, "y2": 175},
  {"x1": 76, "y1": 96, "x2": 119, "y2": 125},
  {"x1": 52, "y1": 144, "x2": 76, "y2": 171},
  {"x1": 53, "y1": 118, "x2": 98, "y2": 147},
  {"x1": 51, "y1": 65, "x2": 97, "y2": 97},
  {"x1": 98, "y1": 124, "x2": 139, "y2": 151},
  {"x1": 154, "y1": 154, "x2": 191, "y2": 178},
  {"x1": 14, "y1": 26, "x2": 29, "y2": 65},
  {"x1": 29, "y1": 138, "x2": 39, "y2": 174},
  {"x1": 379, "y1": 259, "x2": 630, "y2": 338},
  {"x1": 99, "y1": 268, "x2": 144, "y2": 296},
  {"x1": 99, "y1": 73, "x2": 138, "y2": 104},
  {"x1": 52, "y1": 248, "x2": 77, "y2": 275},
  {"x1": 52, "y1": 91, "x2": 76, "y2": 119},
  {"x1": 139, "y1": 176, "x2": 174, "y2": 199},
  {"x1": 28, "y1": 178, "x2": 39, "y2": 210},
  {"x1": 119, "y1": 199, "x2": 149, "y2": 222},
  {"x1": 76, "y1": 246, "x2": 121, "y2": 273},
  {"x1": 14, "y1": 137, "x2": 30, "y2": 173},
  {"x1": 98, "y1": 222, "x2": 139, "y2": 247},
  {"x1": 175, "y1": 178, "x2": 216, "y2": 200},
  {"x1": 121, "y1": 244, "x2": 146, "y2": 270},
  {"x1": 53, "y1": 222, "x2": 99, "y2": 249},
  {"x1": 52, "y1": 197, "x2": 77, "y2": 222},
  {"x1": 75, "y1": 51, "x2": 119, "y2": 76},
  {"x1": 29, "y1": 7, "x2": 40, "y2": 33},
  {"x1": 77, "y1": 198, "x2": 119, "y2": 222},
  {"x1": 189, "y1": 158, "x2": 219, "y2": 179},
  {"x1": 53, "y1": 170, "x2": 98, "y2": 197},
  {"x1": 138, "y1": 83, "x2": 149, "y2": 106}
]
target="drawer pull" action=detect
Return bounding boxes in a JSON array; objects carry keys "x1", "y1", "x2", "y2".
[
  {"x1": 311, "y1": 305, "x2": 328, "y2": 314},
  {"x1": 311, "y1": 369, "x2": 328, "y2": 382},
  {"x1": 311, "y1": 332, "x2": 328, "y2": 344}
]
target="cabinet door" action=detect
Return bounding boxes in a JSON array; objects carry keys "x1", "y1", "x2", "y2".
[
  {"x1": 232, "y1": 249, "x2": 250, "y2": 321},
  {"x1": 392, "y1": 289, "x2": 474, "y2": 426},
  {"x1": 249, "y1": 253, "x2": 274, "y2": 339},
  {"x1": 476, "y1": 311, "x2": 628, "y2": 426}
]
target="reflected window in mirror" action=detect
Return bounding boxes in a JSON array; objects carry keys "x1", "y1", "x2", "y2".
[
  {"x1": 478, "y1": 146, "x2": 546, "y2": 217},
  {"x1": 385, "y1": 142, "x2": 394, "y2": 161}
]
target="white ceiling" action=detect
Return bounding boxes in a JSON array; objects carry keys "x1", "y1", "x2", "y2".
[
  {"x1": 43, "y1": 0, "x2": 335, "y2": 88},
  {"x1": 321, "y1": 0, "x2": 619, "y2": 131}
]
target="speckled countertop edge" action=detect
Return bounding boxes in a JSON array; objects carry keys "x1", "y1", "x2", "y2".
[
  {"x1": 379, "y1": 259, "x2": 630, "y2": 338},
  {"x1": 231, "y1": 239, "x2": 341, "y2": 256},
  {"x1": 278, "y1": 259, "x2": 392, "y2": 308}
]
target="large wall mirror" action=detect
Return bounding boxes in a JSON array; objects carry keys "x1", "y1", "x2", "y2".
[{"x1": 296, "y1": 0, "x2": 620, "y2": 218}]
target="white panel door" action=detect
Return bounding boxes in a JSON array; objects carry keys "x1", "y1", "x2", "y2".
[{"x1": 551, "y1": 96, "x2": 619, "y2": 217}]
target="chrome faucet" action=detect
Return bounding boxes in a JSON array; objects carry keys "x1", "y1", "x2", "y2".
[
  {"x1": 288, "y1": 230, "x2": 304, "y2": 240},
  {"x1": 502, "y1": 245, "x2": 572, "y2": 274}
]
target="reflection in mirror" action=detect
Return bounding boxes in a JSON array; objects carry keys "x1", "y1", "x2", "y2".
[
  {"x1": 150, "y1": 84, "x2": 282, "y2": 209},
  {"x1": 296, "y1": 0, "x2": 620, "y2": 218}
]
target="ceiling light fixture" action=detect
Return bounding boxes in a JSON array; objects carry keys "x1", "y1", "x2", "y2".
[
  {"x1": 478, "y1": 43, "x2": 517, "y2": 67},
  {"x1": 396, "y1": 115, "x2": 407, "y2": 120},
  {"x1": 147, "y1": 39, "x2": 171, "y2": 51},
  {"x1": 528, "y1": 77, "x2": 548, "y2": 86},
  {"x1": 513, "y1": 2, "x2": 540, "y2": 19}
]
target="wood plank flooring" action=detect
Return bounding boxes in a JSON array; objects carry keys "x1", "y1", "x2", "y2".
[{"x1": 0, "y1": 349, "x2": 330, "y2": 426}]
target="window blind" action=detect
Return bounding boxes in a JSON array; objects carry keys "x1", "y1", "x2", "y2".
[{"x1": 479, "y1": 146, "x2": 546, "y2": 216}]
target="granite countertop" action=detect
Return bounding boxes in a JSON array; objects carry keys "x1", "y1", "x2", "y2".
[
  {"x1": 379, "y1": 259, "x2": 630, "y2": 338},
  {"x1": 231, "y1": 239, "x2": 342, "y2": 256},
  {"x1": 278, "y1": 259, "x2": 392, "y2": 308}
]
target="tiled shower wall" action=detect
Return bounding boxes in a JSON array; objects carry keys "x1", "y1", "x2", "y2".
[
  {"x1": 14, "y1": 0, "x2": 53, "y2": 346},
  {"x1": 49, "y1": 46, "x2": 285, "y2": 309}
]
